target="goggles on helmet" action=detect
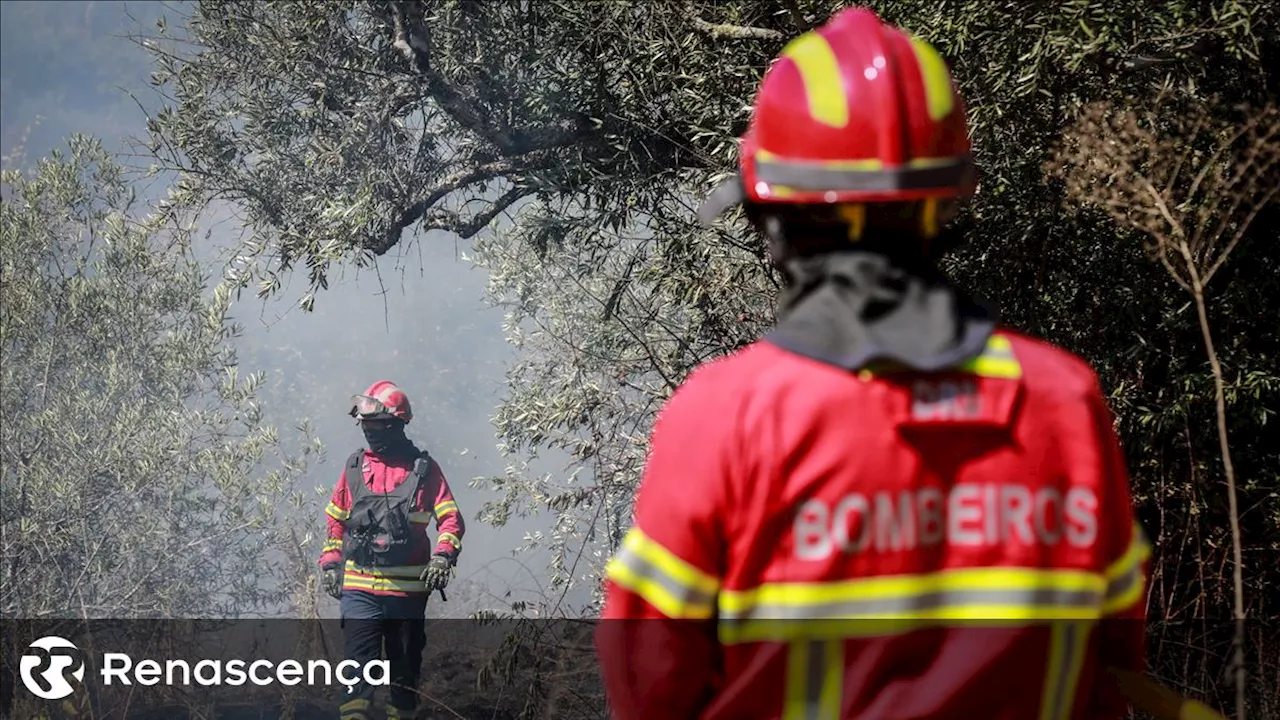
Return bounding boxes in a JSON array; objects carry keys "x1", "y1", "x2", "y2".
[{"x1": 349, "y1": 394, "x2": 394, "y2": 419}]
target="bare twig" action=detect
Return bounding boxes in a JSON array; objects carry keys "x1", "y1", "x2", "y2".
[
  {"x1": 690, "y1": 17, "x2": 785, "y2": 41},
  {"x1": 685, "y1": 2, "x2": 785, "y2": 41}
]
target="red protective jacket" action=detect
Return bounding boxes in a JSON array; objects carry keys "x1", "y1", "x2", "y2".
[
  {"x1": 319, "y1": 448, "x2": 465, "y2": 597},
  {"x1": 596, "y1": 329, "x2": 1151, "y2": 720}
]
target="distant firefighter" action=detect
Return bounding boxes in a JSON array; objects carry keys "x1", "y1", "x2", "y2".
[{"x1": 319, "y1": 380, "x2": 465, "y2": 720}]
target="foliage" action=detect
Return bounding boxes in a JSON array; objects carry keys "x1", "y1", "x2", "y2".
[
  {"x1": 0, "y1": 134, "x2": 324, "y2": 620},
  {"x1": 135, "y1": 0, "x2": 1280, "y2": 714}
]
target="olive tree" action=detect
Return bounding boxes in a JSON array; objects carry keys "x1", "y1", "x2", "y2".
[{"x1": 0, "y1": 134, "x2": 323, "y2": 621}]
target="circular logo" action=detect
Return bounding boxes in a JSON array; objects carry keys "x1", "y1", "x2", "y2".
[{"x1": 19, "y1": 636, "x2": 85, "y2": 700}]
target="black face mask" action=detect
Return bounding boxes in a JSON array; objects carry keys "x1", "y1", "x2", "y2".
[{"x1": 362, "y1": 421, "x2": 413, "y2": 458}]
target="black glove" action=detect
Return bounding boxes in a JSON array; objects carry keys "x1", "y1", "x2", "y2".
[
  {"x1": 419, "y1": 554, "x2": 454, "y2": 592},
  {"x1": 322, "y1": 566, "x2": 343, "y2": 599}
]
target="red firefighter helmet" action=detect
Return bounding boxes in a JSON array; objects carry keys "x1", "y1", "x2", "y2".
[
  {"x1": 697, "y1": 7, "x2": 975, "y2": 228},
  {"x1": 349, "y1": 380, "x2": 413, "y2": 424}
]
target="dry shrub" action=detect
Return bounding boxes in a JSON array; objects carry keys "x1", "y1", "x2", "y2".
[{"x1": 1047, "y1": 95, "x2": 1279, "y2": 720}]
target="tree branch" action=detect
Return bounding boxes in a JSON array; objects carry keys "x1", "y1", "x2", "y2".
[
  {"x1": 423, "y1": 185, "x2": 535, "y2": 240},
  {"x1": 686, "y1": 4, "x2": 785, "y2": 41},
  {"x1": 386, "y1": 0, "x2": 590, "y2": 156},
  {"x1": 1203, "y1": 183, "x2": 1278, "y2": 285},
  {"x1": 691, "y1": 17, "x2": 785, "y2": 41},
  {"x1": 1141, "y1": 177, "x2": 1185, "y2": 240},
  {"x1": 374, "y1": 152, "x2": 559, "y2": 254}
]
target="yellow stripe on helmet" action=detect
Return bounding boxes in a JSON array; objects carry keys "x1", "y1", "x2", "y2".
[
  {"x1": 780, "y1": 32, "x2": 849, "y2": 129},
  {"x1": 907, "y1": 35, "x2": 956, "y2": 121}
]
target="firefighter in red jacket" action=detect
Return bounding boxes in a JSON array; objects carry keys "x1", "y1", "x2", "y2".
[
  {"x1": 319, "y1": 380, "x2": 465, "y2": 720},
  {"x1": 595, "y1": 7, "x2": 1152, "y2": 720}
]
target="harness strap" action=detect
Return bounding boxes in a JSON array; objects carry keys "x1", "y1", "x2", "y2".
[{"x1": 345, "y1": 448, "x2": 434, "y2": 505}]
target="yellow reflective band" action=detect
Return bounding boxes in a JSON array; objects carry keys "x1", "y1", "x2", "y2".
[
  {"x1": 321, "y1": 538, "x2": 342, "y2": 553},
  {"x1": 342, "y1": 574, "x2": 426, "y2": 593},
  {"x1": 952, "y1": 334, "x2": 1022, "y2": 379},
  {"x1": 784, "y1": 639, "x2": 844, "y2": 720},
  {"x1": 344, "y1": 560, "x2": 428, "y2": 578},
  {"x1": 718, "y1": 567, "x2": 1108, "y2": 644},
  {"x1": 780, "y1": 32, "x2": 848, "y2": 129},
  {"x1": 605, "y1": 527, "x2": 721, "y2": 619},
  {"x1": 860, "y1": 332, "x2": 1022, "y2": 379},
  {"x1": 784, "y1": 642, "x2": 807, "y2": 720},
  {"x1": 907, "y1": 35, "x2": 956, "y2": 121},
  {"x1": 1102, "y1": 523, "x2": 1152, "y2": 615},
  {"x1": 434, "y1": 500, "x2": 459, "y2": 517},
  {"x1": 1180, "y1": 700, "x2": 1228, "y2": 720},
  {"x1": 326, "y1": 502, "x2": 350, "y2": 522},
  {"x1": 438, "y1": 532, "x2": 461, "y2": 550},
  {"x1": 721, "y1": 566, "x2": 1104, "y2": 617},
  {"x1": 340, "y1": 696, "x2": 372, "y2": 720},
  {"x1": 408, "y1": 511, "x2": 433, "y2": 524},
  {"x1": 1039, "y1": 621, "x2": 1091, "y2": 720}
]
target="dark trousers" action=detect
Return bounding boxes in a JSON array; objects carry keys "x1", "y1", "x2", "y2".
[{"x1": 338, "y1": 589, "x2": 429, "y2": 720}]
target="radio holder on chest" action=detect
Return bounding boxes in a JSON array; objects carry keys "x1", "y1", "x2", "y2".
[{"x1": 341, "y1": 449, "x2": 434, "y2": 569}]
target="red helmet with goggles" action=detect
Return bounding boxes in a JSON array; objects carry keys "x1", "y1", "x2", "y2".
[{"x1": 349, "y1": 380, "x2": 413, "y2": 424}]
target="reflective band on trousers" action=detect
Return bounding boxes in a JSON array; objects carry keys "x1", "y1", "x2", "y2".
[
  {"x1": 604, "y1": 527, "x2": 720, "y2": 619},
  {"x1": 775, "y1": 622, "x2": 1093, "y2": 720},
  {"x1": 340, "y1": 697, "x2": 371, "y2": 720},
  {"x1": 1039, "y1": 621, "x2": 1090, "y2": 720},
  {"x1": 784, "y1": 639, "x2": 843, "y2": 720}
]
